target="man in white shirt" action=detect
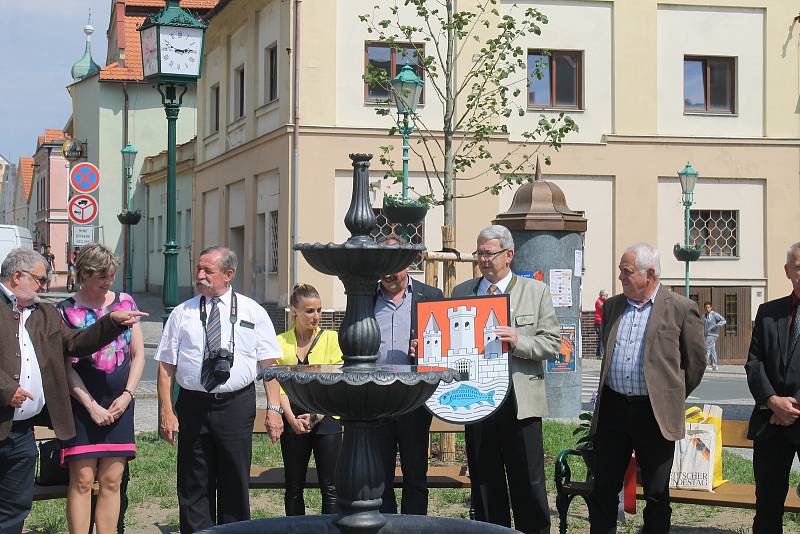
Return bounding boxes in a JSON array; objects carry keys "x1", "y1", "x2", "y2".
[
  {"x1": 155, "y1": 246, "x2": 283, "y2": 533},
  {"x1": 0, "y1": 248, "x2": 144, "y2": 533}
]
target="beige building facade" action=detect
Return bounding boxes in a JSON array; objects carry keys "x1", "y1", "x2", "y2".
[{"x1": 194, "y1": 0, "x2": 800, "y2": 359}]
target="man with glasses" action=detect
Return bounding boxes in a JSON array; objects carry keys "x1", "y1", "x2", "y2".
[
  {"x1": 452, "y1": 225, "x2": 560, "y2": 533},
  {"x1": 0, "y1": 248, "x2": 145, "y2": 533}
]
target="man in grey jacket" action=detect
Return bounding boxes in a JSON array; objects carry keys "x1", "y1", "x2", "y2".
[
  {"x1": 703, "y1": 302, "x2": 726, "y2": 370},
  {"x1": 452, "y1": 225, "x2": 560, "y2": 534}
]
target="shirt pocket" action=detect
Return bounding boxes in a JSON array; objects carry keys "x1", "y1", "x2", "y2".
[
  {"x1": 515, "y1": 314, "x2": 538, "y2": 328},
  {"x1": 235, "y1": 327, "x2": 258, "y2": 355}
]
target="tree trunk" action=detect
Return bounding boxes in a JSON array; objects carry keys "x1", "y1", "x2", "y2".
[{"x1": 442, "y1": 0, "x2": 456, "y2": 232}]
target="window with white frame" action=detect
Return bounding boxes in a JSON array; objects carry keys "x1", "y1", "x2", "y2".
[{"x1": 689, "y1": 209, "x2": 738, "y2": 257}]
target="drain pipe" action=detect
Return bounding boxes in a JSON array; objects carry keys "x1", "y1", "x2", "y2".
[{"x1": 290, "y1": 0, "x2": 301, "y2": 293}]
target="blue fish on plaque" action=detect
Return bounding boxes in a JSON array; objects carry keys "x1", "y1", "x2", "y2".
[{"x1": 438, "y1": 384, "x2": 496, "y2": 410}]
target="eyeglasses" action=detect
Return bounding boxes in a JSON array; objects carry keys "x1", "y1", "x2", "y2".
[
  {"x1": 472, "y1": 249, "x2": 508, "y2": 261},
  {"x1": 20, "y1": 270, "x2": 48, "y2": 287}
]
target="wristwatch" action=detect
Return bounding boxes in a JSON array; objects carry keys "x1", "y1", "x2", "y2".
[
  {"x1": 123, "y1": 389, "x2": 135, "y2": 400},
  {"x1": 267, "y1": 404, "x2": 284, "y2": 414}
]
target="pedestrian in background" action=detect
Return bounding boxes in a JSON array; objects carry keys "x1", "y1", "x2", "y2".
[
  {"x1": 594, "y1": 290, "x2": 608, "y2": 359},
  {"x1": 703, "y1": 302, "x2": 726, "y2": 371}
]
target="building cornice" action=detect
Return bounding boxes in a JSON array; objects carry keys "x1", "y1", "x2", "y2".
[{"x1": 605, "y1": 134, "x2": 800, "y2": 146}]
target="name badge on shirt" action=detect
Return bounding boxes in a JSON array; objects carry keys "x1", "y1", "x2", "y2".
[{"x1": 240, "y1": 320, "x2": 255, "y2": 329}]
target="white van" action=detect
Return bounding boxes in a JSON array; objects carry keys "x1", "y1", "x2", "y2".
[{"x1": 0, "y1": 225, "x2": 34, "y2": 263}]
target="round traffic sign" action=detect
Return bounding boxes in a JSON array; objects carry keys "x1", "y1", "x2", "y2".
[
  {"x1": 69, "y1": 194, "x2": 99, "y2": 225},
  {"x1": 70, "y1": 162, "x2": 101, "y2": 194}
]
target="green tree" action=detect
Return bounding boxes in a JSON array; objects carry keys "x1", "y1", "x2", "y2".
[{"x1": 360, "y1": 0, "x2": 578, "y2": 232}]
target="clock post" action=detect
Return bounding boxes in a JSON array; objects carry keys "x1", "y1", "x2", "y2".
[{"x1": 139, "y1": 0, "x2": 206, "y2": 320}]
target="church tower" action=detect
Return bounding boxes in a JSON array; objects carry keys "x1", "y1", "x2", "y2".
[
  {"x1": 483, "y1": 309, "x2": 502, "y2": 359},
  {"x1": 423, "y1": 312, "x2": 442, "y2": 363}
]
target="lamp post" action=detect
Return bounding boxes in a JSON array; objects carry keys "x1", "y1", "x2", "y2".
[
  {"x1": 120, "y1": 143, "x2": 138, "y2": 293},
  {"x1": 673, "y1": 162, "x2": 701, "y2": 298},
  {"x1": 390, "y1": 64, "x2": 423, "y2": 201},
  {"x1": 139, "y1": 1, "x2": 206, "y2": 318}
]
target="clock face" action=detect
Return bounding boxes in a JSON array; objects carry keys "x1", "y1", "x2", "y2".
[
  {"x1": 141, "y1": 26, "x2": 158, "y2": 78},
  {"x1": 159, "y1": 27, "x2": 203, "y2": 77}
]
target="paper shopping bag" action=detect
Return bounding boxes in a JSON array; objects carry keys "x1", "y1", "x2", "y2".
[
  {"x1": 684, "y1": 405, "x2": 727, "y2": 488},
  {"x1": 669, "y1": 409, "x2": 717, "y2": 491}
]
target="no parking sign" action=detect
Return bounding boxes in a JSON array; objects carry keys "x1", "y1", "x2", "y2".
[{"x1": 69, "y1": 162, "x2": 101, "y2": 194}]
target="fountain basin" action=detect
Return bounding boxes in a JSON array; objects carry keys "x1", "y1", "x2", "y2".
[
  {"x1": 295, "y1": 241, "x2": 424, "y2": 280},
  {"x1": 260, "y1": 364, "x2": 461, "y2": 419},
  {"x1": 198, "y1": 514, "x2": 520, "y2": 533}
]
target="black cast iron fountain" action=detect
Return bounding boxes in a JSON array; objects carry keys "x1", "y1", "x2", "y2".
[{"x1": 200, "y1": 154, "x2": 518, "y2": 534}]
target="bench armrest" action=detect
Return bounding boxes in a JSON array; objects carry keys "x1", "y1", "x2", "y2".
[{"x1": 555, "y1": 445, "x2": 594, "y2": 493}]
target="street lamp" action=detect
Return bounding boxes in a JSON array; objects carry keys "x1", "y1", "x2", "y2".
[
  {"x1": 118, "y1": 143, "x2": 139, "y2": 293},
  {"x1": 673, "y1": 162, "x2": 702, "y2": 298},
  {"x1": 390, "y1": 64, "x2": 423, "y2": 201},
  {"x1": 139, "y1": 1, "x2": 206, "y2": 317}
]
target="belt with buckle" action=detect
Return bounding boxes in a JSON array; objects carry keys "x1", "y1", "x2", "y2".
[
  {"x1": 181, "y1": 384, "x2": 252, "y2": 401},
  {"x1": 604, "y1": 386, "x2": 650, "y2": 403}
]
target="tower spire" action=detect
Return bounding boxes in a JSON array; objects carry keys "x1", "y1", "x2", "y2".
[{"x1": 71, "y1": 9, "x2": 100, "y2": 81}]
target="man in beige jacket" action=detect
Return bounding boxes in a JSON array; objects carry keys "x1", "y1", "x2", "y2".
[
  {"x1": 452, "y1": 225, "x2": 560, "y2": 534},
  {"x1": 588, "y1": 243, "x2": 705, "y2": 534}
]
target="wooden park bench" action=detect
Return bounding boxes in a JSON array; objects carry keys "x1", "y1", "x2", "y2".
[
  {"x1": 554, "y1": 419, "x2": 800, "y2": 534},
  {"x1": 249, "y1": 408, "x2": 470, "y2": 490}
]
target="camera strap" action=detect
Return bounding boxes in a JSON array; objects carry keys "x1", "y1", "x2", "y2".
[{"x1": 200, "y1": 291, "x2": 238, "y2": 354}]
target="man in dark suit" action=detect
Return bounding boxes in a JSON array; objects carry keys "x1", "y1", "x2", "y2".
[
  {"x1": 374, "y1": 235, "x2": 444, "y2": 515},
  {"x1": 588, "y1": 243, "x2": 706, "y2": 534},
  {"x1": 0, "y1": 248, "x2": 144, "y2": 533},
  {"x1": 746, "y1": 241, "x2": 800, "y2": 533}
]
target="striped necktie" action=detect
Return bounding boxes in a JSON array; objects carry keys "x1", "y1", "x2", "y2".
[
  {"x1": 790, "y1": 300, "x2": 800, "y2": 355},
  {"x1": 487, "y1": 284, "x2": 499, "y2": 295},
  {"x1": 201, "y1": 297, "x2": 222, "y2": 391}
]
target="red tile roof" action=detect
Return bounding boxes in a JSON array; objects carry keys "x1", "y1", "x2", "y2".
[
  {"x1": 37, "y1": 129, "x2": 66, "y2": 149},
  {"x1": 127, "y1": 0, "x2": 218, "y2": 7},
  {"x1": 18, "y1": 158, "x2": 34, "y2": 201},
  {"x1": 100, "y1": 1, "x2": 218, "y2": 82}
]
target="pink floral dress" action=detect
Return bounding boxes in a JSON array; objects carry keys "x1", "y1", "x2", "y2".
[{"x1": 57, "y1": 293, "x2": 138, "y2": 463}]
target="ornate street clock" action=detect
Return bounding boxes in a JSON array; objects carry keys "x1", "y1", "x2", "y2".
[{"x1": 139, "y1": 0, "x2": 206, "y2": 83}]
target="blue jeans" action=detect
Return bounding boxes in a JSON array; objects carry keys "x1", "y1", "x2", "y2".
[
  {"x1": 0, "y1": 422, "x2": 38, "y2": 534},
  {"x1": 705, "y1": 335, "x2": 719, "y2": 368}
]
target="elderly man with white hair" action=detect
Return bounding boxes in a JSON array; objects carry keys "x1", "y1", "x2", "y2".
[{"x1": 588, "y1": 243, "x2": 705, "y2": 534}]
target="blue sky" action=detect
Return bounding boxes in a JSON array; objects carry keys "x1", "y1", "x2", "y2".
[{"x1": 0, "y1": 0, "x2": 111, "y2": 165}]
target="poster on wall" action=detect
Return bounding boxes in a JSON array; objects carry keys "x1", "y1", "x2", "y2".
[
  {"x1": 547, "y1": 324, "x2": 577, "y2": 373},
  {"x1": 416, "y1": 295, "x2": 511, "y2": 424},
  {"x1": 549, "y1": 268, "x2": 573, "y2": 307}
]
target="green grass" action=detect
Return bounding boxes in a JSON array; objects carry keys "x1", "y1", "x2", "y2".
[{"x1": 25, "y1": 423, "x2": 800, "y2": 532}]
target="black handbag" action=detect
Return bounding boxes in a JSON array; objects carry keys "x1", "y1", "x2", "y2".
[{"x1": 36, "y1": 439, "x2": 69, "y2": 486}]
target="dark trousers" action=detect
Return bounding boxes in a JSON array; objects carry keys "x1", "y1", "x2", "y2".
[
  {"x1": 752, "y1": 432, "x2": 800, "y2": 533},
  {"x1": 465, "y1": 397, "x2": 550, "y2": 534},
  {"x1": 377, "y1": 406, "x2": 433, "y2": 515},
  {"x1": 0, "y1": 423, "x2": 37, "y2": 534},
  {"x1": 176, "y1": 385, "x2": 256, "y2": 533},
  {"x1": 588, "y1": 388, "x2": 675, "y2": 534},
  {"x1": 280, "y1": 429, "x2": 342, "y2": 515},
  {"x1": 595, "y1": 324, "x2": 604, "y2": 358}
]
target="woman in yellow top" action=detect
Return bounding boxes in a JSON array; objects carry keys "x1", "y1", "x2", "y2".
[{"x1": 277, "y1": 284, "x2": 343, "y2": 516}]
